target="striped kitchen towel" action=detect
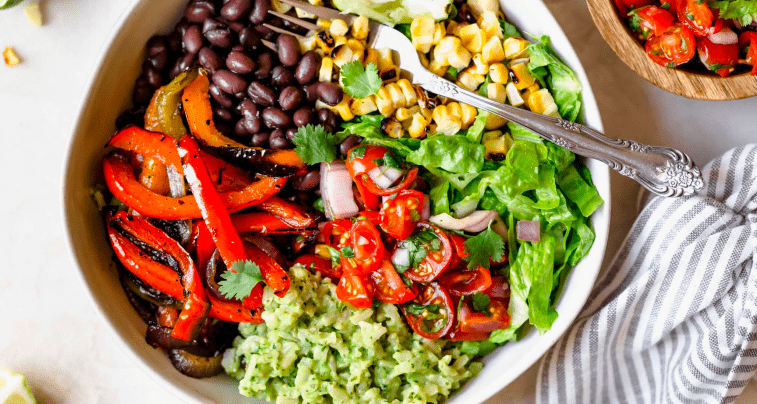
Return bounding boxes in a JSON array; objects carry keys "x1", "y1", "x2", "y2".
[{"x1": 537, "y1": 144, "x2": 757, "y2": 404}]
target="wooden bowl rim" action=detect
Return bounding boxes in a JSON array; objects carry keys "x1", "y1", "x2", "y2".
[{"x1": 586, "y1": 0, "x2": 757, "y2": 100}]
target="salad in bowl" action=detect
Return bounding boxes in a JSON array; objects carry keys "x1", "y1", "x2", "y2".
[{"x1": 82, "y1": 0, "x2": 606, "y2": 402}]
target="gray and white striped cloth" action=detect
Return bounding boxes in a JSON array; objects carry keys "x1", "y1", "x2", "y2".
[{"x1": 537, "y1": 144, "x2": 757, "y2": 404}]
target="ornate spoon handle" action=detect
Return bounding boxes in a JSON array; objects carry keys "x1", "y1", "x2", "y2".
[{"x1": 417, "y1": 71, "x2": 704, "y2": 197}]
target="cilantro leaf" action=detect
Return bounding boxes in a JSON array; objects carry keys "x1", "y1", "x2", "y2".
[
  {"x1": 325, "y1": 245, "x2": 341, "y2": 267},
  {"x1": 341, "y1": 61, "x2": 382, "y2": 99},
  {"x1": 292, "y1": 124, "x2": 338, "y2": 165},
  {"x1": 395, "y1": 229, "x2": 439, "y2": 273},
  {"x1": 341, "y1": 245, "x2": 355, "y2": 258},
  {"x1": 218, "y1": 260, "x2": 264, "y2": 300},
  {"x1": 472, "y1": 292, "x2": 491, "y2": 315},
  {"x1": 464, "y1": 225, "x2": 505, "y2": 269},
  {"x1": 405, "y1": 304, "x2": 444, "y2": 318},
  {"x1": 710, "y1": 0, "x2": 757, "y2": 26},
  {"x1": 372, "y1": 151, "x2": 401, "y2": 169}
]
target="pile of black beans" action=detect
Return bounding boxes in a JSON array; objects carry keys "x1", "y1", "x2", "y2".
[{"x1": 132, "y1": 0, "x2": 345, "y2": 157}]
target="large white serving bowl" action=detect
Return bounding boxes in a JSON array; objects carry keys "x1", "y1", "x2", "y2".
[{"x1": 62, "y1": 0, "x2": 611, "y2": 402}]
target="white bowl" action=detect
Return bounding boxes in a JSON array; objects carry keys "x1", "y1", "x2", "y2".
[{"x1": 62, "y1": 0, "x2": 611, "y2": 402}]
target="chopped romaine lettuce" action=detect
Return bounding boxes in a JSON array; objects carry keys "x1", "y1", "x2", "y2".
[
  {"x1": 527, "y1": 36, "x2": 583, "y2": 122},
  {"x1": 332, "y1": 0, "x2": 453, "y2": 26}
]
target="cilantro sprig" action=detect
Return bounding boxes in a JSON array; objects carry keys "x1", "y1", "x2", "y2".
[
  {"x1": 463, "y1": 225, "x2": 505, "y2": 270},
  {"x1": 471, "y1": 292, "x2": 492, "y2": 315},
  {"x1": 341, "y1": 61, "x2": 382, "y2": 99},
  {"x1": 292, "y1": 124, "x2": 339, "y2": 165},
  {"x1": 394, "y1": 229, "x2": 441, "y2": 273},
  {"x1": 218, "y1": 260, "x2": 264, "y2": 300}
]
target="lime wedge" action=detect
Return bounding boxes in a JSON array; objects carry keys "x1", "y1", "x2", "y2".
[
  {"x1": 0, "y1": 0, "x2": 24, "y2": 10},
  {"x1": 0, "y1": 368, "x2": 36, "y2": 404}
]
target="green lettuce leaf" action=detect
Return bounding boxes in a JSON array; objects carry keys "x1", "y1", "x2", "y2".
[
  {"x1": 332, "y1": 0, "x2": 453, "y2": 25},
  {"x1": 526, "y1": 36, "x2": 583, "y2": 122},
  {"x1": 557, "y1": 164, "x2": 603, "y2": 217},
  {"x1": 407, "y1": 135, "x2": 485, "y2": 174}
]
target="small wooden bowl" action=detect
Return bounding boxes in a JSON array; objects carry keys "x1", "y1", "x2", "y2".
[{"x1": 586, "y1": 0, "x2": 757, "y2": 100}]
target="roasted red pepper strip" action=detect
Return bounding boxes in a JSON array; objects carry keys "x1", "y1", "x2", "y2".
[
  {"x1": 256, "y1": 196, "x2": 315, "y2": 228},
  {"x1": 207, "y1": 294, "x2": 264, "y2": 324},
  {"x1": 192, "y1": 221, "x2": 217, "y2": 274},
  {"x1": 244, "y1": 242, "x2": 290, "y2": 298},
  {"x1": 360, "y1": 167, "x2": 419, "y2": 196},
  {"x1": 103, "y1": 153, "x2": 285, "y2": 220},
  {"x1": 108, "y1": 126, "x2": 184, "y2": 175},
  {"x1": 232, "y1": 212, "x2": 311, "y2": 234},
  {"x1": 109, "y1": 211, "x2": 210, "y2": 341}
]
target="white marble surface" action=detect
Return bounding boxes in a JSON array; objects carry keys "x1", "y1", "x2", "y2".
[{"x1": 0, "y1": 0, "x2": 755, "y2": 402}]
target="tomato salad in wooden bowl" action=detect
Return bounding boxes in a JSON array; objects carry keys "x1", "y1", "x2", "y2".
[{"x1": 91, "y1": 0, "x2": 604, "y2": 401}]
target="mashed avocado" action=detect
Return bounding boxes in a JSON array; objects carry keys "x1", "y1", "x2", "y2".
[{"x1": 222, "y1": 265, "x2": 482, "y2": 404}]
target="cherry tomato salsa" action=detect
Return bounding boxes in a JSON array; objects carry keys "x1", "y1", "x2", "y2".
[{"x1": 615, "y1": 0, "x2": 757, "y2": 77}]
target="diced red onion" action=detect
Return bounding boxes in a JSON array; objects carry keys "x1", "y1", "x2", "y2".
[
  {"x1": 320, "y1": 162, "x2": 359, "y2": 220},
  {"x1": 428, "y1": 210, "x2": 498, "y2": 233},
  {"x1": 367, "y1": 166, "x2": 403, "y2": 189},
  {"x1": 491, "y1": 217, "x2": 508, "y2": 240},
  {"x1": 392, "y1": 247, "x2": 410, "y2": 268},
  {"x1": 422, "y1": 195, "x2": 430, "y2": 221},
  {"x1": 516, "y1": 220, "x2": 541, "y2": 242},
  {"x1": 708, "y1": 28, "x2": 738, "y2": 45}
]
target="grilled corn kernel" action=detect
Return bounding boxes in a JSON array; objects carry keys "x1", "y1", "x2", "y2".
[
  {"x1": 395, "y1": 106, "x2": 419, "y2": 121},
  {"x1": 295, "y1": 6, "x2": 316, "y2": 19},
  {"x1": 385, "y1": 82, "x2": 407, "y2": 109},
  {"x1": 428, "y1": 58, "x2": 449, "y2": 77},
  {"x1": 330, "y1": 19, "x2": 349, "y2": 37},
  {"x1": 298, "y1": 35, "x2": 318, "y2": 52},
  {"x1": 411, "y1": 15, "x2": 435, "y2": 52},
  {"x1": 333, "y1": 95, "x2": 354, "y2": 121},
  {"x1": 485, "y1": 114, "x2": 508, "y2": 130},
  {"x1": 333, "y1": 35, "x2": 348, "y2": 48},
  {"x1": 504, "y1": 37, "x2": 529, "y2": 59},
  {"x1": 364, "y1": 48, "x2": 380, "y2": 67},
  {"x1": 482, "y1": 130, "x2": 503, "y2": 142},
  {"x1": 487, "y1": 83, "x2": 507, "y2": 103},
  {"x1": 525, "y1": 89, "x2": 556, "y2": 115},
  {"x1": 315, "y1": 244, "x2": 332, "y2": 260},
  {"x1": 379, "y1": 66, "x2": 400, "y2": 84},
  {"x1": 509, "y1": 63, "x2": 536, "y2": 90},
  {"x1": 505, "y1": 82, "x2": 524, "y2": 107},
  {"x1": 489, "y1": 63, "x2": 508, "y2": 84},
  {"x1": 397, "y1": 79, "x2": 417, "y2": 106},
  {"x1": 479, "y1": 11, "x2": 503, "y2": 39},
  {"x1": 420, "y1": 106, "x2": 434, "y2": 120},
  {"x1": 484, "y1": 134, "x2": 513, "y2": 160},
  {"x1": 270, "y1": 0, "x2": 293, "y2": 13},
  {"x1": 375, "y1": 87, "x2": 395, "y2": 117},
  {"x1": 316, "y1": 18, "x2": 332, "y2": 29},
  {"x1": 433, "y1": 36, "x2": 460, "y2": 65},
  {"x1": 445, "y1": 102, "x2": 462, "y2": 118},
  {"x1": 377, "y1": 49, "x2": 395, "y2": 70},
  {"x1": 382, "y1": 118, "x2": 404, "y2": 138},
  {"x1": 459, "y1": 24, "x2": 485, "y2": 53},
  {"x1": 482, "y1": 36, "x2": 505, "y2": 64},
  {"x1": 431, "y1": 105, "x2": 447, "y2": 123},
  {"x1": 468, "y1": 70, "x2": 486, "y2": 85},
  {"x1": 351, "y1": 16, "x2": 370, "y2": 40},
  {"x1": 436, "y1": 115, "x2": 462, "y2": 136},
  {"x1": 457, "y1": 71, "x2": 478, "y2": 91},
  {"x1": 332, "y1": 45, "x2": 353, "y2": 67},
  {"x1": 460, "y1": 104, "x2": 477, "y2": 128},
  {"x1": 432, "y1": 23, "x2": 446, "y2": 45},
  {"x1": 446, "y1": 20, "x2": 459, "y2": 35},
  {"x1": 544, "y1": 102, "x2": 560, "y2": 118},
  {"x1": 316, "y1": 30, "x2": 336, "y2": 53},
  {"x1": 408, "y1": 113, "x2": 432, "y2": 139},
  {"x1": 345, "y1": 39, "x2": 365, "y2": 62},
  {"x1": 319, "y1": 57, "x2": 334, "y2": 83},
  {"x1": 350, "y1": 96, "x2": 378, "y2": 116},
  {"x1": 447, "y1": 45, "x2": 472, "y2": 70},
  {"x1": 472, "y1": 54, "x2": 489, "y2": 75}
]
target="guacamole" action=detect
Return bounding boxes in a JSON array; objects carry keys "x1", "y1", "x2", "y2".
[{"x1": 222, "y1": 265, "x2": 482, "y2": 404}]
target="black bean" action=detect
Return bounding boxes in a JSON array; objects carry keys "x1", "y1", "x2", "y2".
[
  {"x1": 269, "y1": 136, "x2": 292, "y2": 150},
  {"x1": 185, "y1": 0, "x2": 215, "y2": 23},
  {"x1": 221, "y1": 0, "x2": 251, "y2": 21},
  {"x1": 293, "y1": 107, "x2": 314, "y2": 127},
  {"x1": 202, "y1": 18, "x2": 224, "y2": 33},
  {"x1": 247, "y1": 81, "x2": 276, "y2": 106},
  {"x1": 146, "y1": 36, "x2": 168, "y2": 70},
  {"x1": 249, "y1": 0, "x2": 269, "y2": 24},
  {"x1": 234, "y1": 118, "x2": 250, "y2": 137},
  {"x1": 285, "y1": 127, "x2": 298, "y2": 141},
  {"x1": 231, "y1": 44, "x2": 244, "y2": 52},
  {"x1": 214, "y1": 107, "x2": 233, "y2": 121},
  {"x1": 339, "y1": 135, "x2": 363, "y2": 157},
  {"x1": 226, "y1": 50, "x2": 255, "y2": 74},
  {"x1": 295, "y1": 51, "x2": 319, "y2": 85},
  {"x1": 167, "y1": 31, "x2": 182, "y2": 54},
  {"x1": 276, "y1": 34, "x2": 301, "y2": 67},
  {"x1": 316, "y1": 82, "x2": 343, "y2": 106},
  {"x1": 262, "y1": 107, "x2": 292, "y2": 128},
  {"x1": 303, "y1": 83, "x2": 320, "y2": 103},
  {"x1": 237, "y1": 98, "x2": 258, "y2": 118},
  {"x1": 281, "y1": 17, "x2": 308, "y2": 35},
  {"x1": 270, "y1": 128, "x2": 285, "y2": 141},
  {"x1": 198, "y1": 47, "x2": 224, "y2": 72},
  {"x1": 216, "y1": 122, "x2": 233, "y2": 135},
  {"x1": 213, "y1": 69, "x2": 248, "y2": 94},
  {"x1": 133, "y1": 77, "x2": 153, "y2": 104},
  {"x1": 226, "y1": 21, "x2": 245, "y2": 34},
  {"x1": 176, "y1": 18, "x2": 191, "y2": 36},
  {"x1": 205, "y1": 27, "x2": 234, "y2": 48},
  {"x1": 147, "y1": 51, "x2": 168, "y2": 71},
  {"x1": 250, "y1": 131, "x2": 270, "y2": 147},
  {"x1": 144, "y1": 64, "x2": 163, "y2": 88},
  {"x1": 209, "y1": 83, "x2": 234, "y2": 108},
  {"x1": 271, "y1": 66, "x2": 295, "y2": 88},
  {"x1": 254, "y1": 51, "x2": 273, "y2": 79},
  {"x1": 182, "y1": 24, "x2": 204, "y2": 54},
  {"x1": 238, "y1": 26, "x2": 261, "y2": 49},
  {"x1": 170, "y1": 53, "x2": 197, "y2": 79},
  {"x1": 291, "y1": 170, "x2": 321, "y2": 191},
  {"x1": 317, "y1": 109, "x2": 339, "y2": 128},
  {"x1": 254, "y1": 24, "x2": 275, "y2": 40},
  {"x1": 278, "y1": 86, "x2": 303, "y2": 111},
  {"x1": 243, "y1": 115, "x2": 262, "y2": 133}
]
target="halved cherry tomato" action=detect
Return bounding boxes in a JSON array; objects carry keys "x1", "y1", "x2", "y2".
[
  {"x1": 446, "y1": 327, "x2": 490, "y2": 341},
  {"x1": 483, "y1": 276, "x2": 510, "y2": 299},
  {"x1": 346, "y1": 145, "x2": 387, "y2": 178},
  {"x1": 336, "y1": 271, "x2": 373, "y2": 309},
  {"x1": 677, "y1": 0, "x2": 722, "y2": 37},
  {"x1": 458, "y1": 297, "x2": 510, "y2": 334},
  {"x1": 380, "y1": 190, "x2": 425, "y2": 240},
  {"x1": 340, "y1": 219, "x2": 385, "y2": 276},
  {"x1": 346, "y1": 145, "x2": 417, "y2": 196},
  {"x1": 740, "y1": 31, "x2": 757, "y2": 75},
  {"x1": 294, "y1": 254, "x2": 342, "y2": 281},
  {"x1": 318, "y1": 219, "x2": 353, "y2": 248},
  {"x1": 660, "y1": 0, "x2": 677, "y2": 14},
  {"x1": 369, "y1": 260, "x2": 417, "y2": 304},
  {"x1": 401, "y1": 282, "x2": 455, "y2": 339},
  {"x1": 437, "y1": 265, "x2": 493, "y2": 297},
  {"x1": 697, "y1": 33, "x2": 740, "y2": 77},
  {"x1": 353, "y1": 177, "x2": 381, "y2": 211},
  {"x1": 614, "y1": 0, "x2": 653, "y2": 16},
  {"x1": 629, "y1": 6, "x2": 674, "y2": 38},
  {"x1": 402, "y1": 222, "x2": 453, "y2": 283},
  {"x1": 645, "y1": 23, "x2": 696, "y2": 67},
  {"x1": 360, "y1": 167, "x2": 419, "y2": 197},
  {"x1": 447, "y1": 234, "x2": 468, "y2": 270}
]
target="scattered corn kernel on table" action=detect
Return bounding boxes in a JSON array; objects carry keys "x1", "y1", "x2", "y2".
[{"x1": 1, "y1": 0, "x2": 756, "y2": 402}]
